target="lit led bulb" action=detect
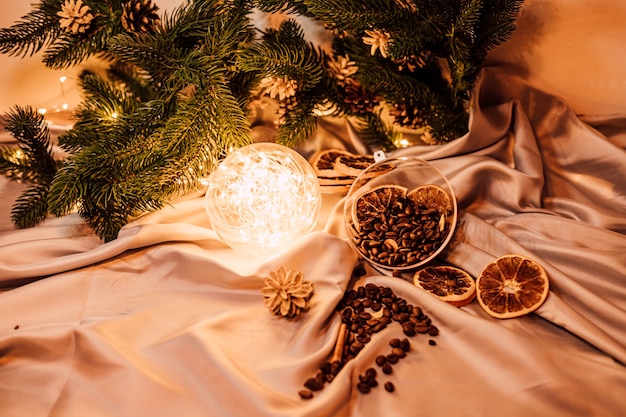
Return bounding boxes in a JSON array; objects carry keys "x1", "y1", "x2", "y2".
[{"x1": 204, "y1": 143, "x2": 321, "y2": 255}]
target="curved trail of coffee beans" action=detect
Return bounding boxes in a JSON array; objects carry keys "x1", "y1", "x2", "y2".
[{"x1": 299, "y1": 274, "x2": 439, "y2": 399}]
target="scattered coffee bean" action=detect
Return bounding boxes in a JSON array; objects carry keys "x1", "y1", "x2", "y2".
[
  {"x1": 375, "y1": 355, "x2": 387, "y2": 366},
  {"x1": 386, "y1": 353, "x2": 399, "y2": 364},
  {"x1": 384, "y1": 381, "x2": 395, "y2": 393},
  {"x1": 391, "y1": 347, "x2": 406, "y2": 358},
  {"x1": 428, "y1": 339, "x2": 437, "y2": 346},
  {"x1": 400, "y1": 338, "x2": 411, "y2": 352},
  {"x1": 382, "y1": 363, "x2": 393, "y2": 374},
  {"x1": 299, "y1": 389, "x2": 314, "y2": 399},
  {"x1": 357, "y1": 382, "x2": 371, "y2": 394}
]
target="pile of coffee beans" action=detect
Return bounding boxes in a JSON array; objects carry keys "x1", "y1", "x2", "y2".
[
  {"x1": 350, "y1": 187, "x2": 453, "y2": 268},
  {"x1": 298, "y1": 281, "x2": 438, "y2": 399}
]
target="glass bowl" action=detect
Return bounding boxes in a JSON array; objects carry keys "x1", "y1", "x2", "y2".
[{"x1": 344, "y1": 156, "x2": 457, "y2": 273}]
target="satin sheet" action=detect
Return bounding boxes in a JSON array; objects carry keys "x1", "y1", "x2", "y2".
[{"x1": 0, "y1": 67, "x2": 625, "y2": 417}]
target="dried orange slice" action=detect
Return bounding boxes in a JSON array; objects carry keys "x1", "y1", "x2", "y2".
[
  {"x1": 351, "y1": 184, "x2": 407, "y2": 232},
  {"x1": 413, "y1": 265, "x2": 476, "y2": 307},
  {"x1": 310, "y1": 149, "x2": 354, "y2": 177},
  {"x1": 407, "y1": 184, "x2": 452, "y2": 214},
  {"x1": 334, "y1": 154, "x2": 375, "y2": 176},
  {"x1": 476, "y1": 254, "x2": 549, "y2": 319}
]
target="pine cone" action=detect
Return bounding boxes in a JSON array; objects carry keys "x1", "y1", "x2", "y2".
[
  {"x1": 390, "y1": 98, "x2": 425, "y2": 130},
  {"x1": 343, "y1": 82, "x2": 378, "y2": 115},
  {"x1": 261, "y1": 267, "x2": 314, "y2": 319},
  {"x1": 259, "y1": 76, "x2": 298, "y2": 101},
  {"x1": 57, "y1": 0, "x2": 94, "y2": 35},
  {"x1": 122, "y1": 0, "x2": 160, "y2": 34},
  {"x1": 393, "y1": 51, "x2": 433, "y2": 72}
]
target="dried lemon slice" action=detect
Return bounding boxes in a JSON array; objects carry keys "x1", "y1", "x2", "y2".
[
  {"x1": 476, "y1": 254, "x2": 549, "y2": 319},
  {"x1": 407, "y1": 184, "x2": 452, "y2": 214},
  {"x1": 413, "y1": 265, "x2": 476, "y2": 307},
  {"x1": 351, "y1": 184, "x2": 408, "y2": 232}
]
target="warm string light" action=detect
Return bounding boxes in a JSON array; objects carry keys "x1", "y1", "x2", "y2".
[
  {"x1": 37, "y1": 75, "x2": 71, "y2": 118},
  {"x1": 205, "y1": 143, "x2": 321, "y2": 255}
]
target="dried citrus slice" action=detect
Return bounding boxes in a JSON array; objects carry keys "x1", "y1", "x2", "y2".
[
  {"x1": 310, "y1": 149, "x2": 354, "y2": 177},
  {"x1": 334, "y1": 154, "x2": 375, "y2": 176},
  {"x1": 407, "y1": 184, "x2": 452, "y2": 214},
  {"x1": 351, "y1": 184, "x2": 407, "y2": 232},
  {"x1": 476, "y1": 254, "x2": 549, "y2": 319},
  {"x1": 413, "y1": 265, "x2": 476, "y2": 307}
]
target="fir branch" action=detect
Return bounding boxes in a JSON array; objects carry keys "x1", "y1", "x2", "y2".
[
  {"x1": 78, "y1": 192, "x2": 134, "y2": 242},
  {"x1": 11, "y1": 183, "x2": 50, "y2": 228},
  {"x1": 57, "y1": 71, "x2": 148, "y2": 154},
  {"x1": 300, "y1": 0, "x2": 405, "y2": 33},
  {"x1": 0, "y1": 147, "x2": 39, "y2": 182},
  {"x1": 51, "y1": 66, "x2": 251, "y2": 240},
  {"x1": 106, "y1": 61, "x2": 157, "y2": 103},
  {"x1": 275, "y1": 95, "x2": 318, "y2": 147},
  {"x1": 472, "y1": 0, "x2": 524, "y2": 60},
  {"x1": 349, "y1": 110, "x2": 396, "y2": 151},
  {"x1": 47, "y1": 163, "x2": 85, "y2": 217},
  {"x1": 2, "y1": 106, "x2": 58, "y2": 183},
  {"x1": 106, "y1": 32, "x2": 184, "y2": 86},
  {"x1": 0, "y1": 0, "x2": 63, "y2": 58},
  {"x1": 240, "y1": 19, "x2": 325, "y2": 91},
  {"x1": 255, "y1": 0, "x2": 312, "y2": 16}
]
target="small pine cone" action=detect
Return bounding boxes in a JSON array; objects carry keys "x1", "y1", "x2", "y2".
[
  {"x1": 394, "y1": 51, "x2": 433, "y2": 72},
  {"x1": 343, "y1": 82, "x2": 378, "y2": 114},
  {"x1": 261, "y1": 267, "x2": 314, "y2": 319},
  {"x1": 122, "y1": 0, "x2": 160, "y2": 34},
  {"x1": 390, "y1": 98, "x2": 425, "y2": 130},
  {"x1": 57, "y1": 0, "x2": 94, "y2": 34}
]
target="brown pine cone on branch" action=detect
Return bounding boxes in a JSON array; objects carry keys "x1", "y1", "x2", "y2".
[{"x1": 121, "y1": 0, "x2": 160, "y2": 34}]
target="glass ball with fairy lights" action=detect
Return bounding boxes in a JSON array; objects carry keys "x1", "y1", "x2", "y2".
[{"x1": 204, "y1": 143, "x2": 322, "y2": 256}]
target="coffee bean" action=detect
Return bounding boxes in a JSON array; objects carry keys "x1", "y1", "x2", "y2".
[
  {"x1": 415, "y1": 324, "x2": 430, "y2": 334},
  {"x1": 391, "y1": 347, "x2": 406, "y2": 358},
  {"x1": 428, "y1": 325, "x2": 439, "y2": 336},
  {"x1": 357, "y1": 382, "x2": 371, "y2": 394},
  {"x1": 382, "y1": 363, "x2": 393, "y2": 374},
  {"x1": 400, "y1": 338, "x2": 411, "y2": 352},
  {"x1": 386, "y1": 353, "x2": 399, "y2": 364},
  {"x1": 299, "y1": 389, "x2": 314, "y2": 399},
  {"x1": 375, "y1": 355, "x2": 387, "y2": 366},
  {"x1": 428, "y1": 339, "x2": 437, "y2": 346},
  {"x1": 402, "y1": 322, "x2": 416, "y2": 337},
  {"x1": 384, "y1": 381, "x2": 395, "y2": 392},
  {"x1": 304, "y1": 377, "x2": 324, "y2": 391},
  {"x1": 365, "y1": 367, "x2": 377, "y2": 379}
]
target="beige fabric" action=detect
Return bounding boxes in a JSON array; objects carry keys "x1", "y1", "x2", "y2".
[{"x1": 0, "y1": 67, "x2": 625, "y2": 416}]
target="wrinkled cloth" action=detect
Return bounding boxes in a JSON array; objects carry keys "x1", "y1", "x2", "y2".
[{"x1": 0, "y1": 67, "x2": 625, "y2": 417}]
